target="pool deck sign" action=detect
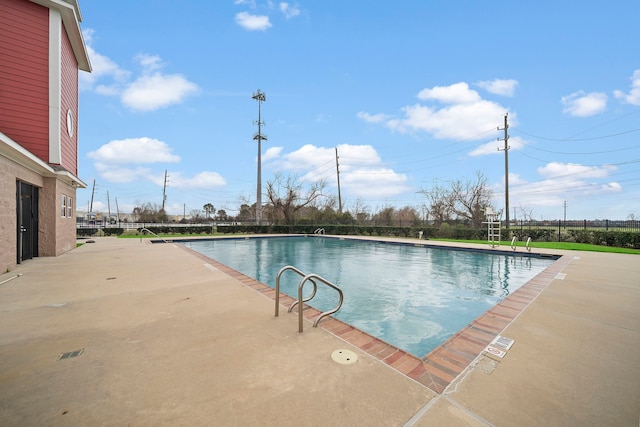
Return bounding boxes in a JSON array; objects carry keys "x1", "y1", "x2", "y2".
[
  {"x1": 484, "y1": 335, "x2": 515, "y2": 359},
  {"x1": 485, "y1": 346, "x2": 507, "y2": 358}
]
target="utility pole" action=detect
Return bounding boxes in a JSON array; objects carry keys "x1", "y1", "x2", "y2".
[
  {"x1": 162, "y1": 170, "x2": 169, "y2": 211},
  {"x1": 335, "y1": 147, "x2": 342, "y2": 213},
  {"x1": 89, "y1": 179, "x2": 96, "y2": 213},
  {"x1": 115, "y1": 197, "x2": 120, "y2": 226},
  {"x1": 252, "y1": 89, "x2": 267, "y2": 225},
  {"x1": 498, "y1": 114, "x2": 510, "y2": 237},
  {"x1": 106, "y1": 191, "x2": 111, "y2": 219}
]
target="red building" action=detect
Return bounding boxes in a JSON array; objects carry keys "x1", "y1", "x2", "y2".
[{"x1": 0, "y1": 0, "x2": 91, "y2": 272}]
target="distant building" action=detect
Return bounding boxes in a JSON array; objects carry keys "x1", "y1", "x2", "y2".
[{"x1": 0, "y1": 0, "x2": 91, "y2": 272}]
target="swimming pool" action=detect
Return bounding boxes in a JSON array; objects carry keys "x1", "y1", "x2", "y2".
[{"x1": 183, "y1": 236, "x2": 555, "y2": 357}]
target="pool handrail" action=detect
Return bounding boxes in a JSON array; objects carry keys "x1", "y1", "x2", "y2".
[
  {"x1": 314, "y1": 228, "x2": 325, "y2": 234},
  {"x1": 274, "y1": 265, "x2": 317, "y2": 317},
  {"x1": 139, "y1": 227, "x2": 170, "y2": 243},
  {"x1": 511, "y1": 236, "x2": 517, "y2": 251},
  {"x1": 274, "y1": 265, "x2": 344, "y2": 333},
  {"x1": 296, "y1": 273, "x2": 343, "y2": 333},
  {"x1": 525, "y1": 237, "x2": 532, "y2": 252}
]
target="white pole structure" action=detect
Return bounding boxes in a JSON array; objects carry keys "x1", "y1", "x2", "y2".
[
  {"x1": 498, "y1": 113, "x2": 510, "y2": 237},
  {"x1": 252, "y1": 89, "x2": 267, "y2": 225}
]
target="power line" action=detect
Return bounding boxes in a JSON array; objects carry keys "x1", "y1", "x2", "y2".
[
  {"x1": 512, "y1": 137, "x2": 639, "y2": 155},
  {"x1": 512, "y1": 127, "x2": 640, "y2": 142}
]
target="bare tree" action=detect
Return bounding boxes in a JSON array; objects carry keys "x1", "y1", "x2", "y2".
[
  {"x1": 371, "y1": 205, "x2": 395, "y2": 226},
  {"x1": 265, "y1": 173, "x2": 327, "y2": 225},
  {"x1": 450, "y1": 171, "x2": 494, "y2": 227},
  {"x1": 395, "y1": 206, "x2": 421, "y2": 226},
  {"x1": 189, "y1": 209, "x2": 204, "y2": 223},
  {"x1": 419, "y1": 171, "x2": 494, "y2": 227},
  {"x1": 418, "y1": 182, "x2": 455, "y2": 226},
  {"x1": 132, "y1": 202, "x2": 167, "y2": 223},
  {"x1": 518, "y1": 205, "x2": 535, "y2": 222},
  {"x1": 350, "y1": 198, "x2": 370, "y2": 223}
]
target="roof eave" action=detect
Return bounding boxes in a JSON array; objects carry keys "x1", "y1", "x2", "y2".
[
  {"x1": 0, "y1": 131, "x2": 87, "y2": 188},
  {"x1": 29, "y1": 0, "x2": 92, "y2": 72}
]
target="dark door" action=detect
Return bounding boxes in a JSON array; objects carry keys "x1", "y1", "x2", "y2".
[{"x1": 16, "y1": 181, "x2": 39, "y2": 264}]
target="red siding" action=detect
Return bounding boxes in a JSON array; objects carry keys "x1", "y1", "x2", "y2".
[
  {"x1": 60, "y1": 23, "x2": 79, "y2": 174},
  {"x1": 0, "y1": 0, "x2": 50, "y2": 162}
]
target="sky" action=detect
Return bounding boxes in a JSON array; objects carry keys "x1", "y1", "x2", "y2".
[{"x1": 76, "y1": 0, "x2": 640, "y2": 221}]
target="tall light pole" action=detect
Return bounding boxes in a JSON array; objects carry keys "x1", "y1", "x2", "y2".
[
  {"x1": 252, "y1": 89, "x2": 267, "y2": 225},
  {"x1": 498, "y1": 113, "x2": 510, "y2": 237}
]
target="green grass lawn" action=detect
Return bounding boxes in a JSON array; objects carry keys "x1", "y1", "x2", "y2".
[{"x1": 431, "y1": 239, "x2": 640, "y2": 254}]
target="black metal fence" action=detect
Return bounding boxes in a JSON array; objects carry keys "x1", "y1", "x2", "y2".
[{"x1": 513, "y1": 219, "x2": 640, "y2": 232}]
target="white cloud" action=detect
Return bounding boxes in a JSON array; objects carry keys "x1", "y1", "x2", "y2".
[
  {"x1": 341, "y1": 168, "x2": 410, "y2": 198},
  {"x1": 262, "y1": 146, "x2": 283, "y2": 162},
  {"x1": 336, "y1": 144, "x2": 382, "y2": 167},
  {"x1": 386, "y1": 100, "x2": 508, "y2": 140},
  {"x1": 537, "y1": 162, "x2": 616, "y2": 180},
  {"x1": 561, "y1": 90, "x2": 607, "y2": 117},
  {"x1": 417, "y1": 82, "x2": 481, "y2": 104},
  {"x1": 270, "y1": 144, "x2": 381, "y2": 174},
  {"x1": 135, "y1": 53, "x2": 162, "y2": 71},
  {"x1": 274, "y1": 144, "x2": 335, "y2": 173},
  {"x1": 264, "y1": 144, "x2": 410, "y2": 198},
  {"x1": 80, "y1": 29, "x2": 198, "y2": 111},
  {"x1": 80, "y1": 29, "x2": 129, "y2": 90},
  {"x1": 235, "y1": 12, "x2": 272, "y2": 30},
  {"x1": 361, "y1": 82, "x2": 511, "y2": 141},
  {"x1": 469, "y1": 137, "x2": 526, "y2": 157},
  {"x1": 94, "y1": 84, "x2": 120, "y2": 96},
  {"x1": 476, "y1": 79, "x2": 518, "y2": 96},
  {"x1": 614, "y1": 69, "x2": 640, "y2": 105},
  {"x1": 88, "y1": 138, "x2": 228, "y2": 188},
  {"x1": 279, "y1": 2, "x2": 300, "y2": 19},
  {"x1": 505, "y1": 163, "x2": 620, "y2": 211},
  {"x1": 121, "y1": 72, "x2": 199, "y2": 112},
  {"x1": 87, "y1": 137, "x2": 181, "y2": 164},
  {"x1": 356, "y1": 111, "x2": 391, "y2": 123},
  {"x1": 93, "y1": 164, "x2": 152, "y2": 184},
  {"x1": 162, "y1": 171, "x2": 227, "y2": 189}
]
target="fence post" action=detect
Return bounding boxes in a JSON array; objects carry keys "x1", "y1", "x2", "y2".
[
  {"x1": 558, "y1": 220, "x2": 561, "y2": 242},
  {"x1": 606, "y1": 219, "x2": 609, "y2": 231}
]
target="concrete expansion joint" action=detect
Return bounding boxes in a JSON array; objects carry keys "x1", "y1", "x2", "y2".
[{"x1": 442, "y1": 395, "x2": 496, "y2": 426}]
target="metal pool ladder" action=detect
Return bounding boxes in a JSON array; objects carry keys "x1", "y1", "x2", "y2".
[{"x1": 274, "y1": 265, "x2": 344, "y2": 333}]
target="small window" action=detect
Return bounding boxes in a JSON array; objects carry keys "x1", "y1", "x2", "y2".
[
  {"x1": 68, "y1": 197, "x2": 73, "y2": 218},
  {"x1": 61, "y1": 195, "x2": 67, "y2": 217}
]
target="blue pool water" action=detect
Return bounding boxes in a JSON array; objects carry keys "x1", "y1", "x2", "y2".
[{"x1": 184, "y1": 236, "x2": 555, "y2": 357}]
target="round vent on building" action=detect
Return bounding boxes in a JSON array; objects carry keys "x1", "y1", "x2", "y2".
[{"x1": 66, "y1": 110, "x2": 74, "y2": 137}]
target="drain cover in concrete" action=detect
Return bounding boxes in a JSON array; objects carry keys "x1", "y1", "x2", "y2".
[
  {"x1": 58, "y1": 349, "x2": 84, "y2": 360},
  {"x1": 491, "y1": 335, "x2": 514, "y2": 350},
  {"x1": 331, "y1": 349, "x2": 357, "y2": 365}
]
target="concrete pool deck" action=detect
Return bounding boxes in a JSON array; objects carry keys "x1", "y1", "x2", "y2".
[{"x1": 0, "y1": 236, "x2": 638, "y2": 426}]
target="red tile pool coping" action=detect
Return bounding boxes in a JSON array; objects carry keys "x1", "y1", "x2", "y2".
[{"x1": 181, "y1": 244, "x2": 572, "y2": 394}]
